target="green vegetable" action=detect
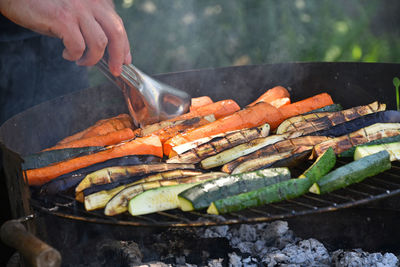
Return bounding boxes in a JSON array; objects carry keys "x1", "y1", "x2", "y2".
[
  {"x1": 339, "y1": 135, "x2": 400, "y2": 157},
  {"x1": 354, "y1": 142, "x2": 400, "y2": 161},
  {"x1": 394, "y1": 77, "x2": 400, "y2": 111},
  {"x1": 303, "y1": 103, "x2": 343, "y2": 114},
  {"x1": 178, "y1": 168, "x2": 290, "y2": 211},
  {"x1": 310, "y1": 150, "x2": 391, "y2": 194},
  {"x1": 299, "y1": 147, "x2": 336, "y2": 183}
]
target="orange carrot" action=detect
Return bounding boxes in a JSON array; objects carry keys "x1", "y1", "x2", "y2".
[
  {"x1": 44, "y1": 128, "x2": 136, "y2": 151},
  {"x1": 279, "y1": 93, "x2": 334, "y2": 119},
  {"x1": 190, "y1": 96, "x2": 213, "y2": 112},
  {"x1": 151, "y1": 115, "x2": 215, "y2": 143},
  {"x1": 58, "y1": 114, "x2": 133, "y2": 144},
  {"x1": 248, "y1": 86, "x2": 290, "y2": 106},
  {"x1": 163, "y1": 102, "x2": 281, "y2": 156},
  {"x1": 26, "y1": 135, "x2": 162, "y2": 186},
  {"x1": 269, "y1": 97, "x2": 291, "y2": 108},
  {"x1": 172, "y1": 99, "x2": 240, "y2": 121}
]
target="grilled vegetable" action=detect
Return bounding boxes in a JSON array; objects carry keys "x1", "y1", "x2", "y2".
[
  {"x1": 303, "y1": 104, "x2": 343, "y2": 114},
  {"x1": 25, "y1": 135, "x2": 164, "y2": 186},
  {"x1": 104, "y1": 172, "x2": 226, "y2": 215},
  {"x1": 310, "y1": 110, "x2": 400, "y2": 137},
  {"x1": 200, "y1": 131, "x2": 301, "y2": 170},
  {"x1": 278, "y1": 101, "x2": 386, "y2": 135},
  {"x1": 39, "y1": 155, "x2": 161, "y2": 195},
  {"x1": 22, "y1": 146, "x2": 103, "y2": 170},
  {"x1": 178, "y1": 168, "x2": 290, "y2": 211},
  {"x1": 276, "y1": 112, "x2": 332, "y2": 135},
  {"x1": 167, "y1": 123, "x2": 270, "y2": 163},
  {"x1": 231, "y1": 148, "x2": 312, "y2": 175},
  {"x1": 222, "y1": 136, "x2": 329, "y2": 173},
  {"x1": 354, "y1": 142, "x2": 400, "y2": 161},
  {"x1": 84, "y1": 170, "x2": 205, "y2": 211},
  {"x1": 128, "y1": 175, "x2": 222, "y2": 216},
  {"x1": 340, "y1": 135, "x2": 400, "y2": 157},
  {"x1": 75, "y1": 163, "x2": 195, "y2": 194},
  {"x1": 190, "y1": 96, "x2": 213, "y2": 111},
  {"x1": 310, "y1": 150, "x2": 391, "y2": 194},
  {"x1": 44, "y1": 128, "x2": 136, "y2": 151},
  {"x1": 313, "y1": 123, "x2": 400, "y2": 157},
  {"x1": 248, "y1": 86, "x2": 290, "y2": 107},
  {"x1": 207, "y1": 177, "x2": 315, "y2": 215},
  {"x1": 57, "y1": 114, "x2": 133, "y2": 144},
  {"x1": 299, "y1": 148, "x2": 336, "y2": 183}
]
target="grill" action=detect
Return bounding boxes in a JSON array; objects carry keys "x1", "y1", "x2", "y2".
[{"x1": 29, "y1": 159, "x2": 400, "y2": 227}]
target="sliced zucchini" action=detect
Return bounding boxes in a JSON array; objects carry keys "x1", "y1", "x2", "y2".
[
  {"x1": 178, "y1": 168, "x2": 290, "y2": 211},
  {"x1": 354, "y1": 142, "x2": 400, "y2": 161},
  {"x1": 310, "y1": 150, "x2": 391, "y2": 194},
  {"x1": 339, "y1": 135, "x2": 400, "y2": 157},
  {"x1": 299, "y1": 147, "x2": 336, "y2": 183}
]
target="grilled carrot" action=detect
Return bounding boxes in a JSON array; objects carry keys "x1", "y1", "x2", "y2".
[
  {"x1": 173, "y1": 99, "x2": 240, "y2": 121},
  {"x1": 279, "y1": 93, "x2": 334, "y2": 120},
  {"x1": 248, "y1": 86, "x2": 290, "y2": 106},
  {"x1": 44, "y1": 128, "x2": 136, "y2": 151},
  {"x1": 25, "y1": 135, "x2": 163, "y2": 186},
  {"x1": 190, "y1": 96, "x2": 213, "y2": 112},
  {"x1": 163, "y1": 102, "x2": 281, "y2": 156},
  {"x1": 269, "y1": 97, "x2": 291, "y2": 108},
  {"x1": 58, "y1": 114, "x2": 133, "y2": 144}
]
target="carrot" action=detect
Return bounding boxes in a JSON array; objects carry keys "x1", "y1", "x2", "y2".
[
  {"x1": 279, "y1": 93, "x2": 334, "y2": 119},
  {"x1": 248, "y1": 86, "x2": 290, "y2": 106},
  {"x1": 25, "y1": 135, "x2": 162, "y2": 186},
  {"x1": 190, "y1": 96, "x2": 213, "y2": 112},
  {"x1": 172, "y1": 99, "x2": 240, "y2": 121},
  {"x1": 269, "y1": 97, "x2": 291, "y2": 108},
  {"x1": 44, "y1": 128, "x2": 136, "y2": 151},
  {"x1": 151, "y1": 115, "x2": 215, "y2": 143},
  {"x1": 163, "y1": 102, "x2": 281, "y2": 156},
  {"x1": 58, "y1": 114, "x2": 133, "y2": 144}
]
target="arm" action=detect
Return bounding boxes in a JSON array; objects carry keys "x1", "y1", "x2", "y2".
[{"x1": 0, "y1": 0, "x2": 131, "y2": 76}]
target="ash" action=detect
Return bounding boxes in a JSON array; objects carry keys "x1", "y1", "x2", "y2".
[{"x1": 134, "y1": 220, "x2": 399, "y2": 267}]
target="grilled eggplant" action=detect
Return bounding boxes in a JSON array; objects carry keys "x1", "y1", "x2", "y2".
[
  {"x1": 277, "y1": 101, "x2": 386, "y2": 135},
  {"x1": 200, "y1": 131, "x2": 302, "y2": 170},
  {"x1": 231, "y1": 147, "x2": 312, "y2": 175},
  {"x1": 75, "y1": 163, "x2": 196, "y2": 194},
  {"x1": 39, "y1": 155, "x2": 161, "y2": 195},
  {"x1": 83, "y1": 170, "x2": 205, "y2": 211},
  {"x1": 104, "y1": 172, "x2": 227, "y2": 215},
  {"x1": 222, "y1": 135, "x2": 330, "y2": 173},
  {"x1": 166, "y1": 123, "x2": 270, "y2": 164},
  {"x1": 313, "y1": 123, "x2": 400, "y2": 157}
]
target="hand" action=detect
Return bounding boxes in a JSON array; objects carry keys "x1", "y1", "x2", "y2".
[{"x1": 0, "y1": 0, "x2": 131, "y2": 76}]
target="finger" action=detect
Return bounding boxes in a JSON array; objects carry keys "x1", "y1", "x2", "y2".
[
  {"x1": 76, "y1": 17, "x2": 108, "y2": 66},
  {"x1": 123, "y1": 32, "x2": 132, "y2": 65},
  {"x1": 96, "y1": 12, "x2": 128, "y2": 76},
  {"x1": 60, "y1": 24, "x2": 86, "y2": 62}
]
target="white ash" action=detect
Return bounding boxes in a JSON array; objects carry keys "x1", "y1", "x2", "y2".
[{"x1": 331, "y1": 249, "x2": 399, "y2": 267}]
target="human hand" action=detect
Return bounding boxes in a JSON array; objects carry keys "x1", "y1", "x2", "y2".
[{"x1": 0, "y1": 0, "x2": 131, "y2": 76}]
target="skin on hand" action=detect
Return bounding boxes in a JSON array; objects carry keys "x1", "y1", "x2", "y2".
[{"x1": 0, "y1": 0, "x2": 131, "y2": 76}]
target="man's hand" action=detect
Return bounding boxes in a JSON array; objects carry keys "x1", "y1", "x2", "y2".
[{"x1": 0, "y1": 0, "x2": 131, "y2": 76}]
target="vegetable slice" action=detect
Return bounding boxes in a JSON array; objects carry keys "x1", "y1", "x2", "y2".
[
  {"x1": 339, "y1": 135, "x2": 400, "y2": 157},
  {"x1": 353, "y1": 142, "x2": 400, "y2": 161},
  {"x1": 310, "y1": 150, "x2": 391, "y2": 194},
  {"x1": 178, "y1": 168, "x2": 290, "y2": 211}
]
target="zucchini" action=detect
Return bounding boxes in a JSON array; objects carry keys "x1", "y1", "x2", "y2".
[
  {"x1": 354, "y1": 142, "x2": 400, "y2": 161},
  {"x1": 104, "y1": 172, "x2": 227, "y2": 215},
  {"x1": 299, "y1": 147, "x2": 336, "y2": 183},
  {"x1": 303, "y1": 103, "x2": 344, "y2": 114},
  {"x1": 207, "y1": 177, "x2": 315, "y2": 215},
  {"x1": 128, "y1": 176, "x2": 219, "y2": 216},
  {"x1": 178, "y1": 168, "x2": 291, "y2": 211},
  {"x1": 22, "y1": 146, "x2": 104, "y2": 170},
  {"x1": 200, "y1": 131, "x2": 301, "y2": 169},
  {"x1": 310, "y1": 150, "x2": 391, "y2": 194},
  {"x1": 339, "y1": 135, "x2": 400, "y2": 157},
  {"x1": 167, "y1": 123, "x2": 270, "y2": 164}
]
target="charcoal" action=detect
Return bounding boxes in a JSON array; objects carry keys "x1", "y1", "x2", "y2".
[
  {"x1": 331, "y1": 249, "x2": 399, "y2": 267},
  {"x1": 207, "y1": 258, "x2": 224, "y2": 267},
  {"x1": 228, "y1": 252, "x2": 242, "y2": 267}
]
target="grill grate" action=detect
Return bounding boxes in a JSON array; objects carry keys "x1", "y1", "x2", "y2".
[{"x1": 29, "y1": 160, "x2": 400, "y2": 227}]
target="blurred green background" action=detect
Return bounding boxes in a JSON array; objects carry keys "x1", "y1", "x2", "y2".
[{"x1": 89, "y1": 0, "x2": 400, "y2": 86}]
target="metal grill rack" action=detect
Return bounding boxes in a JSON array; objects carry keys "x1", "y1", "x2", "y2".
[{"x1": 30, "y1": 160, "x2": 400, "y2": 227}]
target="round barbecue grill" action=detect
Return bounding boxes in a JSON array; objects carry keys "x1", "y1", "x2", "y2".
[{"x1": 1, "y1": 62, "x2": 400, "y2": 265}]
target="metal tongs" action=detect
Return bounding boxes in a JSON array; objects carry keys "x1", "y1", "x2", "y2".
[{"x1": 97, "y1": 59, "x2": 191, "y2": 127}]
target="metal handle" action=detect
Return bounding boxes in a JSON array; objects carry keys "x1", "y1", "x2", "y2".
[{"x1": 1, "y1": 219, "x2": 61, "y2": 267}]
